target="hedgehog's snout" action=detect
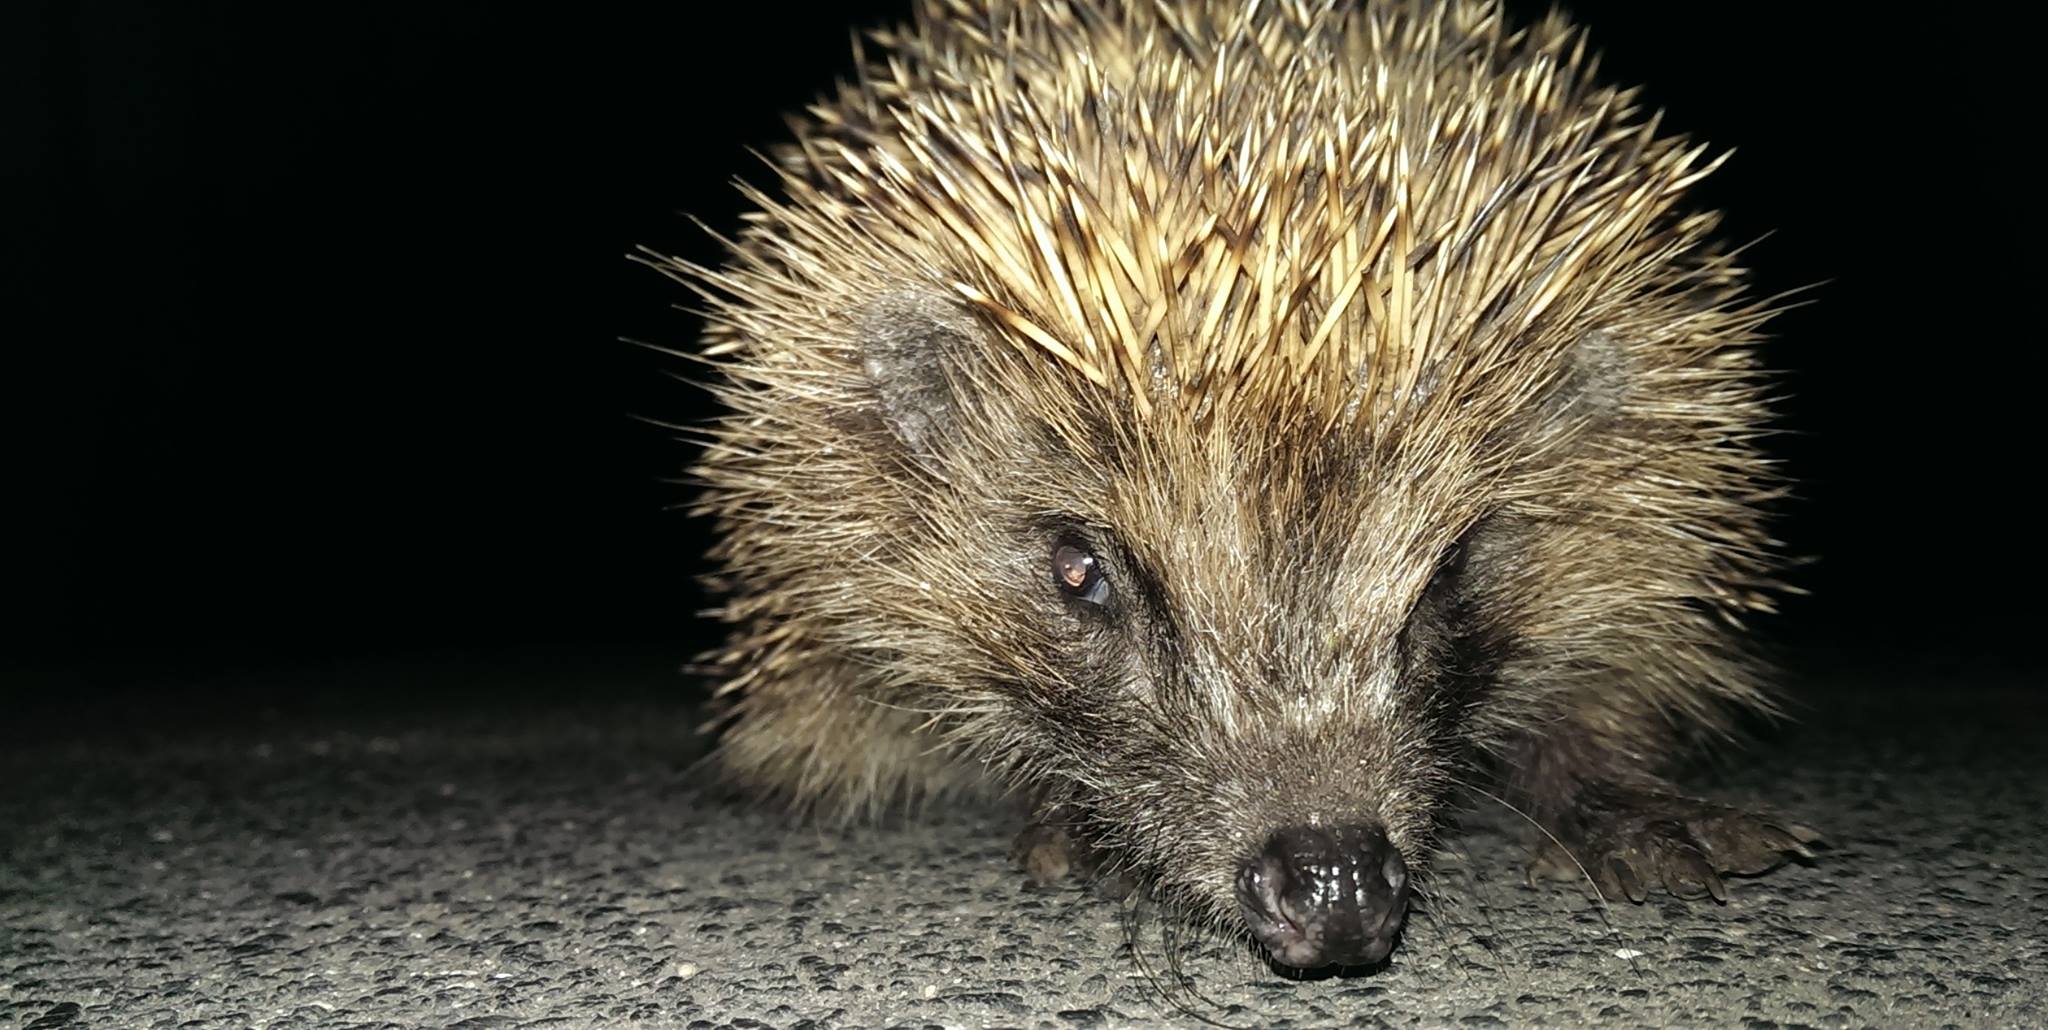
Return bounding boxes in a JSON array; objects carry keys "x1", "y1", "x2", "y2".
[{"x1": 1234, "y1": 823, "x2": 1410, "y2": 969}]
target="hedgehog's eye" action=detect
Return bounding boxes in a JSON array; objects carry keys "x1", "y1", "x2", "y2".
[{"x1": 1052, "y1": 542, "x2": 1111, "y2": 606}]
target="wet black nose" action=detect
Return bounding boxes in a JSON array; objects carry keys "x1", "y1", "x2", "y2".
[{"x1": 1234, "y1": 823, "x2": 1410, "y2": 968}]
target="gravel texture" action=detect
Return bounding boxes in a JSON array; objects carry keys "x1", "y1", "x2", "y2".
[{"x1": 1, "y1": 657, "x2": 2040, "y2": 1028}]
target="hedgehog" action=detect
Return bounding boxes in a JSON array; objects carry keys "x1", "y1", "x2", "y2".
[{"x1": 648, "y1": 0, "x2": 1820, "y2": 973}]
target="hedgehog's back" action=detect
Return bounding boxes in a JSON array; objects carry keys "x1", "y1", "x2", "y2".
[{"x1": 696, "y1": 0, "x2": 1746, "y2": 437}]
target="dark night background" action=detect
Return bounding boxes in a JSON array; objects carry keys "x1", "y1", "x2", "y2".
[{"x1": 4, "y1": 2, "x2": 2027, "y2": 709}]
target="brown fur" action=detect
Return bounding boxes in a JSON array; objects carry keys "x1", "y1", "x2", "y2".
[{"x1": 647, "y1": 0, "x2": 1806, "y2": 955}]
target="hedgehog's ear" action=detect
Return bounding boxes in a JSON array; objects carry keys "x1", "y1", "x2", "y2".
[{"x1": 856, "y1": 292, "x2": 987, "y2": 460}]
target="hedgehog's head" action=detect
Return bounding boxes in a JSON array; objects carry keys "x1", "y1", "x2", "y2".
[{"x1": 839, "y1": 285, "x2": 1619, "y2": 967}]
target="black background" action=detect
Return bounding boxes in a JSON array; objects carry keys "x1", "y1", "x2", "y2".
[{"x1": 6, "y1": 2, "x2": 2026, "y2": 705}]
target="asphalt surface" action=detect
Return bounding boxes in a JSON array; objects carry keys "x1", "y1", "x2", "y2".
[{"x1": 2, "y1": 655, "x2": 2041, "y2": 1028}]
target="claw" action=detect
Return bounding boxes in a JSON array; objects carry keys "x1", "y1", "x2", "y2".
[
  {"x1": 1012, "y1": 811, "x2": 1091, "y2": 886},
  {"x1": 1660, "y1": 848, "x2": 1694, "y2": 898},
  {"x1": 1524, "y1": 841, "x2": 1579, "y2": 886},
  {"x1": 1610, "y1": 857, "x2": 1646, "y2": 903},
  {"x1": 1754, "y1": 823, "x2": 1799, "y2": 851},
  {"x1": 1748, "y1": 823, "x2": 1815, "y2": 867},
  {"x1": 1666, "y1": 848, "x2": 1726, "y2": 903},
  {"x1": 1782, "y1": 822, "x2": 1827, "y2": 851}
]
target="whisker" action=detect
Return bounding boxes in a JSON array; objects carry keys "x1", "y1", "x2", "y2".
[{"x1": 1463, "y1": 780, "x2": 1642, "y2": 978}]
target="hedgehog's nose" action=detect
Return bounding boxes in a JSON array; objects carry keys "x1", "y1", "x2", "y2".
[{"x1": 1234, "y1": 823, "x2": 1409, "y2": 969}]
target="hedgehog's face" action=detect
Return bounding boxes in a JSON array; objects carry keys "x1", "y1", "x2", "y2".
[{"x1": 858, "y1": 292, "x2": 1523, "y2": 968}]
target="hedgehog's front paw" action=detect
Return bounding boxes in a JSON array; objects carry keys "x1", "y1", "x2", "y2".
[
  {"x1": 1012, "y1": 806, "x2": 1099, "y2": 886},
  {"x1": 1012, "y1": 806, "x2": 1138, "y2": 897},
  {"x1": 1527, "y1": 790, "x2": 1822, "y2": 903}
]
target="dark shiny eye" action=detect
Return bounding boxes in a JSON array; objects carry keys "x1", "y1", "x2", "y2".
[{"x1": 1053, "y1": 542, "x2": 1111, "y2": 606}]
